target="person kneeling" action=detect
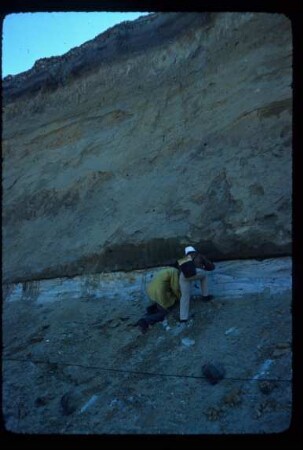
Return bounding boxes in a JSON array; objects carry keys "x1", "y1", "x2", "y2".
[{"x1": 136, "y1": 267, "x2": 180, "y2": 333}]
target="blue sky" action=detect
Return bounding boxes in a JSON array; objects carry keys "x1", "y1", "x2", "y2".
[{"x1": 2, "y1": 12, "x2": 150, "y2": 78}]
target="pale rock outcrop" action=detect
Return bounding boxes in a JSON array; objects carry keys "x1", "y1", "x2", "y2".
[
  {"x1": 2, "y1": 12, "x2": 292, "y2": 283},
  {"x1": 3, "y1": 257, "x2": 292, "y2": 305}
]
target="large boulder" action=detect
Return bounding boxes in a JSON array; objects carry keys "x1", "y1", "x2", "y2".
[{"x1": 2, "y1": 12, "x2": 292, "y2": 283}]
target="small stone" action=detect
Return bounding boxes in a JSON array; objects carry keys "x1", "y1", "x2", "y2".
[
  {"x1": 34, "y1": 396, "x2": 48, "y2": 407},
  {"x1": 191, "y1": 295, "x2": 202, "y2": 301},
  {"x1": 272, "y1": 348, "x2": 290, "y2": 358},
  {"x1": 258, "y1": 380, "x2": 278, "y2": 395},
  {"x1": 222, "y1": 388, "x2": 242, "y2": 406},
  {"x1": 224, "y1": 327, "x2": 239, "y2": 336},
  {"x1": 204, "y1": 406, "x2": 223, "y2": 421},
  {"x1": 108, "y1": 319, "x2": 121, "y2": 328},
  {"x1": 276, "y1": 342, "x2": 291, "y2": 349},
  {"x1": 60, "y1": 390, "x2": 82, "y2": 416},
  {"x1": 202, "y1": 362, "x2": 226, "y2": 385},
  {"x1": 181, "y1": 337, "x2": 195, "y2": 347}
]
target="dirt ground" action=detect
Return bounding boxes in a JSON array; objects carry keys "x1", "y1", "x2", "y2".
[{"x1": 2, "y1": 280, "x2": 292, "y2": 436}]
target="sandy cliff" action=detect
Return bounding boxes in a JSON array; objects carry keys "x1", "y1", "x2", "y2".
[{"x1": 2, "y1": 12, "x2": 292, "y2": 283}]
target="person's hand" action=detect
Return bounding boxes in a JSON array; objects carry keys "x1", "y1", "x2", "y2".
[
  {"x1": 203, "y1": 260, "x2": 215, "y2": 271},
  {"x1": 195, "y1": 254, "x2": 215, "y2": 271}
]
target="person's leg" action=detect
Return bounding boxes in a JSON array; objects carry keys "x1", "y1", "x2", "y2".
[
  {"x1": 179, "y1": 270, "x2": 213, "y2": 321},
  {"x1": 179, "y1": 272, "x2": 191, "y2": 321},
  {"x1": 199, "y1": 272, "x2": 208, "y2": 297},
  {"x1": 144, "y1": 304, "x2": 167, "y2": 325},
  {"x1": 146, "y1": 303, "x2": 159, "y2": 314},
  {"x1": 188, "y1": 268, "x2": 210, "y2": 297},
  {"x1": 136, "y1": 304, "x2": 167, "y2": 333}
]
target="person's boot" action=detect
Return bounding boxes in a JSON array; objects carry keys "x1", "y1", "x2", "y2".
[
  {"x1": 201, "y1": 295, "x2": 214, "y2": 302},
  {"x1": 146, "y1": 303, "x2": 159, "y2": 314},
  {"x1": 135, "y1": 318, "x2": 149, "y2": 334}
]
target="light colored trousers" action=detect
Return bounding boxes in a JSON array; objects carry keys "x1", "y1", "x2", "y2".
[{"x1": 179, "y1": 268, "x2": 208, "y2": 321}]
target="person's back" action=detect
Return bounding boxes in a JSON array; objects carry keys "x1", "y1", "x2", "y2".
[{"x1": 147, "y1": 267, "x2": 180, "y2": 309}]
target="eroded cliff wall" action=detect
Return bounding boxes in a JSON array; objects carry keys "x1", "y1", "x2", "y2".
[{"x1": 2, "y1": 12, "x2": 292, "y2": 283}]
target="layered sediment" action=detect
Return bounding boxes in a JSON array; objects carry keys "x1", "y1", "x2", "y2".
[{"x1": 2, "y1": 12, "x2": 292, "y2": 283}]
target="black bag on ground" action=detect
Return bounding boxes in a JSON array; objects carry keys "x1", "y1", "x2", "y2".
[{"x1": 177, "y1": 256, "x2": 197, "y2": 278}]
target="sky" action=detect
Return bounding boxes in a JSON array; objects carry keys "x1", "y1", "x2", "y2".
[{"x1": 2, "y1": 11, "x2": 150, "y2": 78}]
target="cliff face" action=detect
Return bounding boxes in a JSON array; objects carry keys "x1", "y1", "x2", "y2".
[{"x1": 2, "y1": 12, "x2": 292, "y2": 283}]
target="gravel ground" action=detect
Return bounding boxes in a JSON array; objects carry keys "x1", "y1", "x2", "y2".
[{"x1": 2, "y1": 282, "x2": 292, "y2": 435}]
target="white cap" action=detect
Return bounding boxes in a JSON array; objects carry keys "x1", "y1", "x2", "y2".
[{"x1": 185, "y1": 246, "x2": 197, "y2": 255}]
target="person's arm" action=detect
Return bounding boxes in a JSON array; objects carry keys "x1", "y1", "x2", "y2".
[{"x1": 198, "y1": 254, "x2": 215, "y2": 271}]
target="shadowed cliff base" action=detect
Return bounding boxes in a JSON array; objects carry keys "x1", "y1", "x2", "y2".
[{"x1": 3, "y1": 238, "x2": 291, "y2": 285}]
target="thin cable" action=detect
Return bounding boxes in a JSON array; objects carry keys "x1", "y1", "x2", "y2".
[{"x1": 3, "y1": 356, "x2": 292, "y2": 383}]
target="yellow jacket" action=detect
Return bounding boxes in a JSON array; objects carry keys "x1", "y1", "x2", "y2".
[{"x1": 147, "y1": 267, "x2": 181, "y2": 309}]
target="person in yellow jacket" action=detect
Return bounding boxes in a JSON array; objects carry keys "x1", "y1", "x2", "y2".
[
  {"x1": 135, "y1": 267, "x2": 181, "y2": 333},
  {"x1": 147, "y1": 266, "x2": 181, "y2": 309}
]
